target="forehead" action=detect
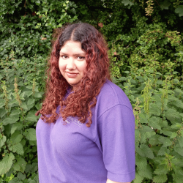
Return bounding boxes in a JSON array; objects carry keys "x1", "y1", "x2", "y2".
[{"x1": 60, "y1": 40, "x2": 85, "y2": 54}]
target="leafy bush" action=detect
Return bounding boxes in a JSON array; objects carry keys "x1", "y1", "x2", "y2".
[
  {"x1": 74, "y1": 0, "x2": 183, "y2": 79},
  {"x1": 0, "y1": 0, "x2": 77, "y2": 182},
  {"x1": 0, "y1": 79, "x2": 42, "y2": 183},
  {"x1": 113, "y1": 70, "x2": 183, "y2": 183},
  {"x1": 1, "y1": 0, "x2": 183, "y2": 182}
]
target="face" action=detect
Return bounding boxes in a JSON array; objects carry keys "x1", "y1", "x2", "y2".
[{"x1": 59, "y1": 40, "x2": 87, "y2": 90}]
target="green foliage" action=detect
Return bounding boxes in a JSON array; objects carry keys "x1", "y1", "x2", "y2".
[
  {"x1": 74, "y1": 0, "x2": 183, "y2": 78},
  {"x1": 0, "y1": 0, "x2": 78, "y2": 182},
  {"x1": 113, "y1": 69, "x2": 183, "y2": 183},
  {"x1": 1, "y1": 0, "x2": 183, "y2": 182},
  {"x1": 0, "y1": 77, "x2": 42, "y2": 182}
]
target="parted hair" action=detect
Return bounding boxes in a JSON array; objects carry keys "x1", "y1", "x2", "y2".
[{"x1": 36, "y1": 22, "x2": 111, "y2": 127}]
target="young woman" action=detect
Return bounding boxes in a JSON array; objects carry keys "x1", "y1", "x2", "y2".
[{"x1": 36, "y1": 23, "x2": 135, "y2": 183}]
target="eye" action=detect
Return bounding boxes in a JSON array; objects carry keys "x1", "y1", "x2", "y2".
[
  {"x1": 60, "y1": 55, "x2": 68, "y2": 59},
  {"x1": 77, "y1": 56, "x2": 85, "y2": 60}
]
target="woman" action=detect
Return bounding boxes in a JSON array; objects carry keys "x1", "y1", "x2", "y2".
[{"x1": 36, "y1": 22, "x2": 135, "y2": 183}]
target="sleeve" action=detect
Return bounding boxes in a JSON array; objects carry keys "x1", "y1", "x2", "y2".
[{"x1": 98, "y1": 104, "x2": 135, "y2": 182}]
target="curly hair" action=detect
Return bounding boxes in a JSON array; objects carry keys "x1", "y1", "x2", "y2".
[{"x1": 36, "y1": 23, "x2": 111, "y2": 127}]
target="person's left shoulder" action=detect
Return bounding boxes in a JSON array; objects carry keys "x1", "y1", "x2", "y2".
[{"x1": 96, "y1": 80, "x2": 133, "y2": 114}]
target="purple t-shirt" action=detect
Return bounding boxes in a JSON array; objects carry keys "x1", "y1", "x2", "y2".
[{"x1": 36, "y1": 80, "x2": 135, "y2": 183}]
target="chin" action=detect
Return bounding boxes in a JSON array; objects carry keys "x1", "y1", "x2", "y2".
[{"x1": 68, "y1": 82, "x2": 80, "y2": 88}]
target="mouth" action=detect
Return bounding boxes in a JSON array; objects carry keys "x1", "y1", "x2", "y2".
[{"x1": 66, "y1": 72, "x2": 78, "y2": 78}]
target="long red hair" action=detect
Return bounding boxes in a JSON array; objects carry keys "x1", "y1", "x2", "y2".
[{"x1": 36, "y1": 23, "x2": 111, "y2": 127}]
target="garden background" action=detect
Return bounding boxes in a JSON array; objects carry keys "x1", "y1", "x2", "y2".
[{"x1": 0, "y1": 0, "x2": 183, "y2": 182}]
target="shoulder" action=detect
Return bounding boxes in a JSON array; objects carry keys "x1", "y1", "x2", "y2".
[{"x1": 96, "y1": 80, "x2": 133, "y2": 115}]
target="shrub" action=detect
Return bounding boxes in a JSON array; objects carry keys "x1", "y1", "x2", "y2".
[
  {"x1": 1, "y1": 0, "x2": 183, "y2": 182},
  {"x1": 113, "y1": 70, "x2": 183, "y2": 183}
]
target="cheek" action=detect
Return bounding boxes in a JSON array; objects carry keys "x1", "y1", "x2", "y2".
[
  {"x1": 58, "y1": 59, "x2": 65, "y2": 72},
  {"x1": 78, "y1": 61, "x2": 87, "y2": 73}
]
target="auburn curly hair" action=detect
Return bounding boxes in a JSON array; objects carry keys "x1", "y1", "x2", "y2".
[{"x1": 36, "y1": 23, "x2": 111, "y2": 127}]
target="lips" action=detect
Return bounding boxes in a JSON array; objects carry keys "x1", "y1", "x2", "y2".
[{"x1": 66, "y1": 72, "x2": 78, "y2": 78}]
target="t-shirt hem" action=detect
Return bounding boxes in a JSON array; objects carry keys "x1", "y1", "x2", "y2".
[{"x1": 107, "y1": 170, "x2": 135, "y2": 182}]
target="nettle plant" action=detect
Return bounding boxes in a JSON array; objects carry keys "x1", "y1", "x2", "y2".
[
  {"x1": 113, "y1": 72, "x2": 183, "y2": 183},
  {"x1": 0, "y1": 78, "x2": 43, "y2": 183},
  {"x1": 75, "y1": 0, "x2": 183, "y2": 79},
  {"x1": 108, "y1": 21, "x2": 183, "y2": 79},
  {"x1": 0, "y1": 0, "x2": 78, "y2": 181}
]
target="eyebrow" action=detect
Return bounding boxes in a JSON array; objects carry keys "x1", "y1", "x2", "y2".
[{"x1": 60, "y1": 52, "x2": 86, "y2": 55}]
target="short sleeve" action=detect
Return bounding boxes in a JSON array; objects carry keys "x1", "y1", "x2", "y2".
[{"x1": 97, "y1": 104, "x2": 135, "y2": 182}]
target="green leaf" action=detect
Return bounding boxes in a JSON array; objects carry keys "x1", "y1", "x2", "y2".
[
  {"x1": 149, "y1": 103, "x2": 161, "y2": 116},
  {"x1": 138, "y1": 164, "x2": 152, "y2": 179},
  {"x1": 158, "y1": 136, "x2": 172, "y2": 147},
  {"x1": 0, "y1": 153, "x2": 15, "y2": 175},
  {"x1": 133, "y1": 172, "x2": 144, "y2": 183},
  {"x1": 121, "y1": 0, "x2": 134, "y2": 7},
  {"x1": 24, "y1": 91, "x2": 33, "y2": 97},
  {"x1": 135, "y1": 129, "x2": 140, "y2": 143},
  {"x1": 165, "y1": 108, "x2": 182, "y2": 124},
  {"x1": 170, "y1": 132, "x2": 177, "y2": 139},
  {"x1": 35, "y1": 102, "x2": 42, "y2": 110},
  {"x1": 17, "y1": 172, "x2": 26, "y2": 180},
  {"x1": 24, "y1": 128, "x2": 36, "y2": 141},
  {"x1": 149, "y1": 134, "x2": 161, "y2": 145},
  {"x1": 10, "y1": 142, "x2": 24, "y2": 155},
  {"x1": 10, "y1": 131, "x2": 23, "y2": 144},
  {"x1": 168, "y1": 95, "x2": 183, "y2": 110},
  {"x1": 146, "y1": 131, "x2": 156, "y2": 139},
  {"x1": 178, "y1": 137, "x2": 183, "y2": 148},
  {"x1": 171, "y1": 123, "x2": 182, "y2": 130},
  {"x1": 174, "y1": 167, "x2": 183, "y2": 176},
  {"x1": 175, "y1": 146, "x2": 183, "y2": 156},
  {"x1": 141, "y1": 144, "x2": 154, "y2": 159},
  {"x1": 172, "y1": 157, "x2": 183, "y2": 166},
  {"x1": 136, "y1": 147, "x2": 145, "y2": 157},
  {"x1": 0, "y1": 108, "x2": 7, "y2": 118},
  {"x1": 27, "y1": 98, "x2": 35, "y2": 110},
  {"x1": 149, "y1": 116, "x2": 161, "y2": 130},
  {"x1": 140, "y1": 132, "x2": 148, "y2": 144},
  {"x1": 25, "y1": 163, "x2": 38, "y2": 173},
  {"x1": 33, "y1": 92, "x2": 42, "y2": 98},
  {"x1": 3, "y1": 116, "x2": 19, "y2": 125},
  {"x1": 160, "y1": 0, "x2": 170, "y2": 10},
  {"x1": 154, "y1": 165, "x2": 169, "y2": 175},
  {"x1": 161, "y1": 120, "x2": 168, "y2": 128},
  {"x1": 25, "y1": 110, "x2": 37, "y2": 122},
  {"x1": 173, "y1": 172, "x2": 183, "y2": 183},
  {"x1": 0, "y1": 136, "x2": 6, "y2": 148},
  {"x1": 13, "y1": 157, "x2": 27, "y2": 173},
  {"x1": 140, "y1": 125, "x2": 153, "y2": 132},
  {"x1": 161, "y1": 130, "x2": 172, "y2": 137},
  {"x1": 136, "y1": 154, "x2": 147, "y2": 170},
  {"x1": 158, "y1": 146, "x2": 170, "y2": 156},
  {"x1": 9, "y1": 177, "x2": 21, "y2": 183},
  {"x1": 181, "y1": 130, "x2": 183, "y2": 137},
  {"x1": 11, "y1": 123, "x2": 23, "y2": 134},
  {"x1": 153, "y1": 174, "x2": 167, "y2": 183},
  {"x1": 10, "y1": 108, "x2": 21, "y2": 116},
  {"x1": 8, "y1": 100, "x2": 18, "y2": 108},
  {"x1": 0, "y1": 99, "x2": 5, "y2": 108},
  {"x1": 21, "y1": 102, "x2": 28, "y2": 111},
  {"x1": 175, "y1": 5, "x2": 183, "y2": 17},
  {"x1": 139, "y1": 113, "x2": 148, "y2": 124}
]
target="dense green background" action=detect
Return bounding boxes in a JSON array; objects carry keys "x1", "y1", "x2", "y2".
[{"x1": 0, "y1": 0, "x2": 183, "y2": 182}]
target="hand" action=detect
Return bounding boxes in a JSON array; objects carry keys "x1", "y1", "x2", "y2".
[{"x1": 106, "y1": 179, "x2": 131, "y2": 183}]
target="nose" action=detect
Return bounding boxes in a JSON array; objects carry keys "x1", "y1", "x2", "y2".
[{"x1": 66, "y1": 57, "x2": 76, "y2": 70}]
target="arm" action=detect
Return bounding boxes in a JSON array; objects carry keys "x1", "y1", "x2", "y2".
[
  {"x1": 106, "y1": 179, "x2": 131, "y2": 183},
  {"x1": 98, "y1": 105, "x2": 135, "y2": 183}
]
